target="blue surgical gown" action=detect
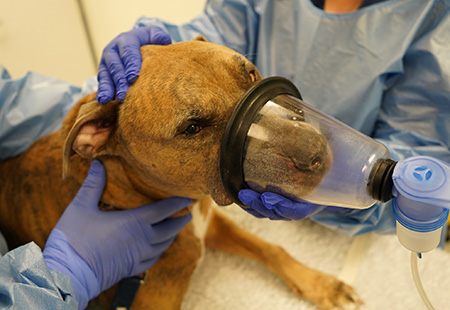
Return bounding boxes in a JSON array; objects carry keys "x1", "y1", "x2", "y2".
[
  {"x1": 135, "y1": 0, "x2": 450, "y2": 235},
  {"x1": 0, "y1": 66, "x2": 96, "y2": 160},
  {"x1": 0, "y1": 242, "x2": 78, "y2": 309}
]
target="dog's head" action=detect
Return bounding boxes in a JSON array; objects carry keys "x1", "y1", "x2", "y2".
[{"x1": 62, "y1": 38, "x2": 261, "y2": 207}]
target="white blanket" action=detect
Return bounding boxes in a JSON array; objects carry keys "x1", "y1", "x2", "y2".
[{"x1": 183, "y1": 205, "x2": 450, "y2": 310}]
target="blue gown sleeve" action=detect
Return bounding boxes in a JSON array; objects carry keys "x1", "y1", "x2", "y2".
[
  {"x1": 0, "y1": 242, "x2": 78, "y2": 309},
  {"x1": 0, "y1": 65, "x2": 96, "y2": 160}
]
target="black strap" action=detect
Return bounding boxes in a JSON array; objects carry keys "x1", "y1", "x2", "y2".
[{"x1": 110, "y1": 276, "x2": 142, "y2": 310}]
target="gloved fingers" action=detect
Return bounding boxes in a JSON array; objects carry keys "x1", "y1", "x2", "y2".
[
  {"x1": 136, "y1": 253, "x2": 164, "y2": 275},
  {"x1": 121, "y1": 46, "x2": 142, "y2": 85},
  {"x1": 143, "y1": 27, "x2": 172, "y2": 45},
  {"x1": 101, "y1": 46, "x2": 129, "y2": 103},
  {"x1": 238, "y1": 189, "x2": 287, "y2": 220},
  {"x1": 97, "y1": 27, "x2": 172, "y2": 104},
  {"x1": 131, "y1": 197, "x2": 193, "y2": 224},
  {"x1": 128, "y1": 245, "x2": 167, "y2": 277},
  {"x1": 150, "y1": 214, "x2": 192, "y2": 244},
  {"x1": 115, "y1": 34, "x2": 143, "y2": 85},
  {"x1": 261, "y1": 192, "x2": 325, "y2": 220},
  {"x1": 119, "y1": 27, "x2": 172, "y2": 84},
  {"x1": 237, "y1": 189, "x2": 269, "y2": 218},
  {"x1": 72, "y1": 160, "x2": 106, "y2": 209},
  {"x1": 96, "y1": 60, "x2": 116, "y2": 104},
  {"x1": 140, "y1": 237, "x2": 176, "y2": 265}
]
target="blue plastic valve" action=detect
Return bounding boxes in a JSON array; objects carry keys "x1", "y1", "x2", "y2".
[
  {"x1": 392, "y1": 156, "x2": 450, "y2": 233},
  {"x1": 391, "y1": 156, "x2": 450, "y2": 253}
]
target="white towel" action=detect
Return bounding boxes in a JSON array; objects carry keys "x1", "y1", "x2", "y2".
[{"x1": 182, "y1": 205, "x2": 450, "y2": 310}]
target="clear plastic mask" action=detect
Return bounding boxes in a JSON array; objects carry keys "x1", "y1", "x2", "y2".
[{"x1": 221, "y1": 77, "x2": 393, "y2": 209}]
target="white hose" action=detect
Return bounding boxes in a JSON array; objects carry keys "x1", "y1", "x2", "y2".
[{"x1": 410, "y1": 252, "x2": 435, "y2": 310}]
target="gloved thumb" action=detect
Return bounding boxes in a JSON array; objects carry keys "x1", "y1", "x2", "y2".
[{"x1": 72, "y1": 160, "x2": 106, "y2": 209}]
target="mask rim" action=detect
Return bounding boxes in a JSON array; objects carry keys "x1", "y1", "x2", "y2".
[{"x1": 219, "y1": 76, "x2": 302, "y2": 206}]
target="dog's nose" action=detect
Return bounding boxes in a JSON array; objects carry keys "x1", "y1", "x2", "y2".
[
  {"x1": 284, "y1": 131, "x2": 329, "y2": 172},
  {"x1": 291, "y1": 152, "x2": 327, "y2": 172}
]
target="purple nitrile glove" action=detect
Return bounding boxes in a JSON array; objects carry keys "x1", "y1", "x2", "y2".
[
  {"x1": 43, "y1": 160, "x2": 192, "y2": 309},
  {"x1": 96, "y1": 26, "x2": 172, "y2": 104},
  {"x1": 238, "y1": 189, "x2": 326, "y2": 220}
]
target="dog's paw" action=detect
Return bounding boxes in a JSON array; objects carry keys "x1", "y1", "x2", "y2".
[{"x1": 286, "y1": 269, "x2": 363, "y2": 310}]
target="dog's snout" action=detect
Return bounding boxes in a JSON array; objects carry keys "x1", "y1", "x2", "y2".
[
  {"x1": 310, "y1": 154, "x2": 324, "y2": 169},
  {"x1": 291, "y1": 152, "x2": 325, "y2": 172},
  {"x1": 285, "y1": 132, "x2": 329, "y2": 172}
]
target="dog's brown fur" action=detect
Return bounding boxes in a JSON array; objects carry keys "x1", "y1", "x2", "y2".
[{"x1": 0, "y1": 38, "x2": 360, "y2": 309}]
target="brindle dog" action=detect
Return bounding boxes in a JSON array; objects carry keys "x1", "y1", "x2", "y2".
[{"x1": 0, "y1": 38, "x2": 361, "y2": 310}]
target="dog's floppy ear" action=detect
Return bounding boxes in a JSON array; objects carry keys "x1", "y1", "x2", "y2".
[{"x1": 62, "y1": 99, "x2": 119, "y2": 179}]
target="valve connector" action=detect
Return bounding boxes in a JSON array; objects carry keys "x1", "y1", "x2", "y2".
[{"x1": 368, "y1": 158, "x2": 397, "y2": 203}]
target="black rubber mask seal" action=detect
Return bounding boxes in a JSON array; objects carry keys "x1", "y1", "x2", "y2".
[
  {"x1": 367, "y1": 158, "x2": 397, "y2": 203},
  {"x1": 220, "y1": 76, "x2": 302, "y2": 206}
]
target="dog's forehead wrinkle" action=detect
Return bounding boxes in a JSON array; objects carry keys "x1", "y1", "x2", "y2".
[
  {"x1": 183, "y1": 105, "x2": 221, "y2": 119},
  {"x1": 169, "y1": 84, "x2": 231, "y2": 119}
]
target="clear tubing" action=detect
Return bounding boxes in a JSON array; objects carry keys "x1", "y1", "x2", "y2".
[{"x1": 410, "y1": 252, "x2": 435, "y2": 310}]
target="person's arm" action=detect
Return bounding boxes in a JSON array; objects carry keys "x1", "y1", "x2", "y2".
[{"x1": 0, "y1": 242, "x2": 78, "y2": 309}]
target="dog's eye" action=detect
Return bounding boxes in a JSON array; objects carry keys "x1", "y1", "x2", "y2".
[{"x1": 184, "y1": 123, "x2": 202, "y2": 135}]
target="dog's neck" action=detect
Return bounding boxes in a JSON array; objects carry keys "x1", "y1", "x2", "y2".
[{"x1": 66, "y1": 154, "x2": 172, "y2": 210}]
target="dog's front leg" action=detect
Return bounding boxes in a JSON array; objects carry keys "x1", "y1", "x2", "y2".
[{"x1": 204, "y1": 208, "x2": 361, "y2": 310}]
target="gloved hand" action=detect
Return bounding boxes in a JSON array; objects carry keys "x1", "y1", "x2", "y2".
[
  {"x1": 238, "y1": 189, "x2": 326, "y2": 220},
  {"x1": 96, "y1": 26, "x2": 172, "y2": 104},
  {"x1": 43, "y1": 160, "x2": 192, "y2": 309}
]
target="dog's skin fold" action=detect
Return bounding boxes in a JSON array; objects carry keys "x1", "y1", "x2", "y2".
[{"x1": 0, "y1": 38, "x2": 361, "y2": 309}]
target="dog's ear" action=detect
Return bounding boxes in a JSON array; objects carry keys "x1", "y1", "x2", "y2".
[{"x1": 62, "y1": 99, "x2": 119, "y2": 179}]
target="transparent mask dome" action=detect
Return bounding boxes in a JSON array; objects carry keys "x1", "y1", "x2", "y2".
[{"x1": 221, "y1": 77, "x2": 394, "y2": 209}]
